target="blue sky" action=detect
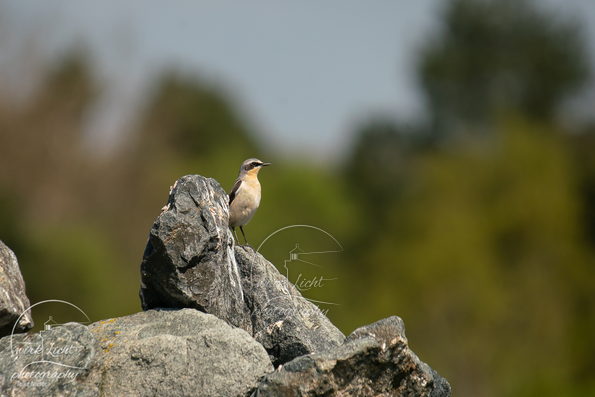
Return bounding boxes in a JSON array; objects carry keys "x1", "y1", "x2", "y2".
[{"x1": 2, "y1": 0, "x2": 594, "y2": 161}]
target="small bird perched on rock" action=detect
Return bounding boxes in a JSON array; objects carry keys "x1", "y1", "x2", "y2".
[{"x1": 229, "y1": 158, "x2": 270, "y2": 246}]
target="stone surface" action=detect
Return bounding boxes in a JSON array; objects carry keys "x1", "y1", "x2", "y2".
[
  {"x1": 0, "y1": 173, "x2": 451, "y2": 396},
  {"x1": 236, "y1": 246, "x2": 346, "y2": 368},
  {"x1": 0, "y1": 322, "x2": 101, "y2": 396},
  {"x1": 0, "y1": 239, "x2": 33, "y2": 337},
  {"x1": 253, "y1": 316, "x2": 451, "y2": 397},
  {"x1": 139, "y1": 173, "x2": 345, "y2": 367},
  {"x1": 89, "y1": 308, "x2": 273, "y2": 397},
  {"x1": 139, "y1": 175, "x2": 251, "y2": 333},
  {"x1": 0, "y1": 308, "x2": 274, "y2": 397}
]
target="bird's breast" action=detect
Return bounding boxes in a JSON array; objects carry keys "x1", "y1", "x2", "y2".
[{"x1": 229, "y1": 178, "x2": 261, "y2": 227}]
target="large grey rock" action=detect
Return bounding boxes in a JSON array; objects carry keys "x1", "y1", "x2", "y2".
[
  {"x1": 0, "y1": 322, "x2": 101, "y2": 396},
  {"x1": 236, "y1": 246, "x2": 345, "y2": 367},
  {"x1": 0, "y1": 309, "x2": 273, "y2": 397},
  {"x1": 139, "y1": 174, "x2": 344, "y2": 367},
  {"x1": 136, "y1": 173, "x2": 449, "y2": 396},
  {"x1": 0, "y1": 239, "x2": 33, "y2": 337},
  {"x1": 89, "y1": 309, "x2": 273, "y2": 397},
  {"x1": 139, "y1": 175, "x2": 251, "y2": 333},
  {"x1": 253, "y1": 316, "x2": 451, "y2": 397}
]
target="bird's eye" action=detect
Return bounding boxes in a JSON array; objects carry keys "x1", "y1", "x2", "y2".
[{"x1": 252, "y1": 162, "x2": 259, "y2": 167}]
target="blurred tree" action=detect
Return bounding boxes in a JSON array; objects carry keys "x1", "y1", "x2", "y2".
[
  {"x1": 0, "y1": 51, "x2": 136, "y2": 324},
  {"x1": 135, "y1": 73, "x2": 259, "y2": 172},
  {"x1": 569, "y1": 124, "x2": 595, "y2": 248},
  {"x1": 344, "y1": 120, "x2": 411, "y2": 224},
  {"x1": 419, "y1": 0, "x2": 590, "y2": 140},
  {"x1": 341, "y1": 118, "x2": 424, "y2": 277},
  {"x1": 341, "y1": 0, "x2": 595, "y2": 396},
  {"x1": 102, "y1": 72, "x2": 265, "y2": 266},
  {"x1": 345, "y1": 115, "x2": 595, "y2": 397},
  {"x1": 0, "y1": 51, "x2": 97, "y2": 224}
]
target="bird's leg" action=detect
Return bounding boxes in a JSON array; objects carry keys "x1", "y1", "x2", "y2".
[
  {"x1": 239, "y1": 226, "x2": 251, "y2": 247},
  {"x1": 232, "y1": 227, "x2": 241, "y2": 246}
]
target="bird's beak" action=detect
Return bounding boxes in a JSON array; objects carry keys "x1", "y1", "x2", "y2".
[{"x1": 260, "y1": 162, "x2": 271, "y2": 167}]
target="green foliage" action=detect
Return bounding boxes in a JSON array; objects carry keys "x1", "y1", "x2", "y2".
[
  {"x1": 348, "y1": 115, "x2": 595, "y2": 396},
  {"x1": 569, "y1": 127, "x2": 595, "y2": 246},
  {"x1": 419, "y1": 0, "x2": 590, "y2": 138},
  {"x1": 344, "y1": 120, "x2": 411, "y2": 225},
  {"x1": 137, "y1": 73, "x2": 260, "y2": 176},
  {"x1": 343, "y1": 0, "x2": 595, "y2": 395},
  {"x1": 19, "y1": 223, "x2": 138, "y2": 330}
]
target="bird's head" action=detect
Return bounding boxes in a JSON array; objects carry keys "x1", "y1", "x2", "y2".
[{"x1": 239, "y1": 158, "x2": 271, "y2": 177}]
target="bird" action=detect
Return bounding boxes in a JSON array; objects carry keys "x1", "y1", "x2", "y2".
[{"x1": 228, "y1": 158, "x2": 271, "y2": 246}]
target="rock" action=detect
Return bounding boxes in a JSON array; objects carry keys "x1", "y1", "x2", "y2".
[
  {"x1": 139, "y1": 173, "x2": 344, "y2": 367},
  {"x1": 0, "y1": 322, "x2": 101, "y2": 396},
  {"x1": 136, "y1": 173, "x2": 449, "y2": 396},
  {"x1": 0, "y1": 308, "x2": 273, "y2": 397},
  {"x1": 253, "y1": 316, "x2": 451, "y2": 397},
  {"x1": 0, "y1": 239, "x2": 33, "y2": 337},
  {"x1": 236, "y1": 246, "x2": 345, "y2": 367},
  {"x1": 89, "y1": 308, "x2": 273, "y2": 397},
  {"x1": 139, "y1": 175, "x2": 251, "y2": 333}
]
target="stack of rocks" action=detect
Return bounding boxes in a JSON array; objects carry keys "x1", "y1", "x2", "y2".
[{"x1": 0, "y1": 174, "x2": 450, "y2": 397}]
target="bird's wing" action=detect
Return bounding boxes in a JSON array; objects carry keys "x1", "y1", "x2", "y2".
[{"x1": 229, "y1": 178, "x2": 242, "y2": 205}]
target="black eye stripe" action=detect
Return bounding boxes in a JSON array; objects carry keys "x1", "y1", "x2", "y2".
[{"x1": 243, "y1": 160, "x2": 262, "y2": 171}]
